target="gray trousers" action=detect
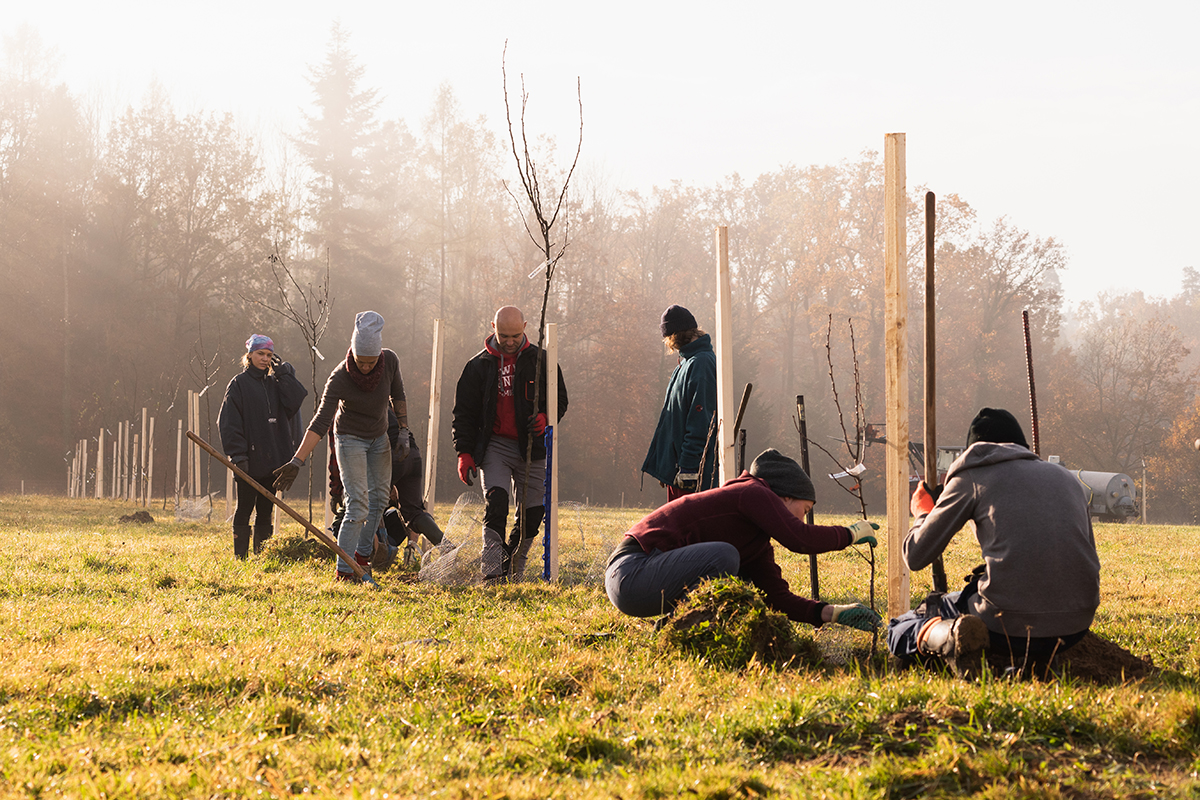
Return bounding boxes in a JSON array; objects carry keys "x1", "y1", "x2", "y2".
[
  {"x1": 605, "y1": 542, "x2": 740, "y2": 617},
  {"x1": 480, "y1": 436, "x2": 546, "y2": 580}
]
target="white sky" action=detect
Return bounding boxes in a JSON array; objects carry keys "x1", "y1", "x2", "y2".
[{"x1": 7, "y1": 0, "x2": 1198, "y2": 306}]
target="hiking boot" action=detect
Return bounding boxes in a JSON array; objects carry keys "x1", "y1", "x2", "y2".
[
  {"x1": 335, "y1": 570, "x2": 358, "y2": 583},
  {"x1": 252, "y1": 524, "x2": 273, "y2": 555},
  {"x1": 917, "y1": 615, "x2": 989, "y2": 679},
  {"x1": 402, "y1": 543, "x2": 419, "y2": 568}
]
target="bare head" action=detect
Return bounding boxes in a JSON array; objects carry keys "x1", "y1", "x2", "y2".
[{"x1": 492, "y1": 306, "x2": 527, "y2": 355}]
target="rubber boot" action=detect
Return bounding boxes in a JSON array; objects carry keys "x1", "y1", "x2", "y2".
[
  {"x1": 917, "y1": 615, "x2": 989, "y2": 679},
  {"x1": 508, "y1": 506, "x2": 545, "y2": 581},
  {"x1": 252, "y1": 524, "x2": 273, "y2": 555},
  {"x1": 233, "y1": 524, "x2": 251, "y2": 561},
  {"x1": 482, "y1": 527, "x2": 507, "y2": 584},
  {"x1": 409, "y1": 511, "x2": 445, "y2": 546}
]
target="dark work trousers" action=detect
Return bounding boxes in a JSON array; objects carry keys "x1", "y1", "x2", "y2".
[{"x1": 234, "y1": 474, "x2": 275, "y2": 527}]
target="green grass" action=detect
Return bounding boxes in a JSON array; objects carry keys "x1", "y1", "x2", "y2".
[{"x1": 0, "y1": 494, "x2": 1198, "y2": 798}]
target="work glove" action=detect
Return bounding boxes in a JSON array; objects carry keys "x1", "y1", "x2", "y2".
[
  {"x1": 527, "y1": 412, "x2": 548, "y2": 436},
  {"x1": 911, "y1": 480, "x2": 942, "y2": 517},
  {"x1": 829, "y1": 603, "x2": 882, "y2": 632},
  {"x1": 674, "y1": 471, "x2": 699, "y2": 491},
  {"x1": 395, "y1": 427, "x2": 412, "y2": 461},
  {"x1": 845, "y1": 519, "x2": 879, "y2": 547},
  {"x1": 270, "y1": 353, "x2": 282, "y2": 372},
  {"x1": 457, "y1": 453, "x2": 477, "y2": 486},
  {"x1": 273, "y1": 456, "x2": 304, "y2": 492}
]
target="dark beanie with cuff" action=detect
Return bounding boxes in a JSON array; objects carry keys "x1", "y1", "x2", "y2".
[
  {"x1": 749, "y1": 449, "x2": 816, "y2": 502},
  {"x1": 660, "y1": 304, "x2": 698, "y2": 337},
  {"x1": 965, "y1": 407, "x2": 1029, "y2": 449}
]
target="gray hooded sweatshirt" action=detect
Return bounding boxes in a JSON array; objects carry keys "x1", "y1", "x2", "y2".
[{"x1": 904, "y1": 442, "x2": 1100, "y2": 638}]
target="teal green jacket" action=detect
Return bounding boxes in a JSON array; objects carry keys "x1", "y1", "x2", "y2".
[{"x1": 641, "y1": 334, "x2": 719, "y2": 489}]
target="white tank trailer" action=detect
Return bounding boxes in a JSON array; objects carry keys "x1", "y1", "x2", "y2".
[{"x1": 1073, "y1": 471, "x2": 1138, "y2": 522}]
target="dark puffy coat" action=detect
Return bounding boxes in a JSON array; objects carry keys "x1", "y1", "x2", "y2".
[
  {"x1": 452, "y1": 336, "x2": 568, "y2": 463},
  {"x1": 217, "y1": 361, "x2": 307, "y2": 475},
  {"x1": 641, "y1": 333, "x2": 718, "y2": 489}
]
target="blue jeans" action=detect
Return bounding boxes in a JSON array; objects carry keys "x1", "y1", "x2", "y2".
[
  {"x1": 605, "y1": 541, "x2": 740, "y2": 618},
  {"x1": 334, "y1": 433, "x2": 391, "y2": 573}
]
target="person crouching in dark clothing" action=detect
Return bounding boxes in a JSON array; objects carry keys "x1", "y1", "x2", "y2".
[{"x1": 605, "y1": 448, "x2": 881, "y2": 632}]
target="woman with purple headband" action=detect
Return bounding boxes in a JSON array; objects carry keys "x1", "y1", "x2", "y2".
[{"x1": 217, "y1": 334, "x2": 308, "y2": 559}]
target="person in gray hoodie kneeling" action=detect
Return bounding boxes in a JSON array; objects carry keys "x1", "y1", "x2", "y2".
[{"x1": 887, "y1": 408, "x2": 1101, "y2": 678}]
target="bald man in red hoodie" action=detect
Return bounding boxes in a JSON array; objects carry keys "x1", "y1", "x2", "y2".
[{"x1": 452, "y1": 306, "x2": 569, "y2": 583}]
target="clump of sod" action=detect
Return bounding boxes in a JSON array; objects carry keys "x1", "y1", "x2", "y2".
[
  {"x1": 268, "y1": 532, "x2": 335, "y2": 562},
  {"x1": 659, "y1": 576, "x2": 822, "y2": 669}
]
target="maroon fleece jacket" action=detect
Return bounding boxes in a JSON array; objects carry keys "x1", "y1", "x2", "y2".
[{"x1": 626, "y1": 473, "x2": 852, "y2": 625}]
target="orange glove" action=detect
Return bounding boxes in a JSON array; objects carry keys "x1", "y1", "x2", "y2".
[
  {"x1": 457, "y1": 453, "x2": 477, "y2": 486},
  {"x1": 911, "y1": 480, "x2": 938, "y2": 517}
]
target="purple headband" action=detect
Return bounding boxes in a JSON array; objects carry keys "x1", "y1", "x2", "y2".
[{"x1": 246, "y1": 334, "x2": 274, "y2": 353}]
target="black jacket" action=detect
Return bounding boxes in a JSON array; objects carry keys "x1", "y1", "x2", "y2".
[
  {"x1": 217, "y1": 361, "x2": 307, "y2": 476},
  {"x1": 452, "y1": 336, "x2": 568, "y2": 463}
]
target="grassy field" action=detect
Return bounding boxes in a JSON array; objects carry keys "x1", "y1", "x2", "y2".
[{"x1": 1, "y1": 494, "x2": 1198, "y2": 799}]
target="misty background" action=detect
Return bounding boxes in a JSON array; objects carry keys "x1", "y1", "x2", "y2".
[{"x1": 2, "y1": 15, "x2": 1199, "y2": 520}]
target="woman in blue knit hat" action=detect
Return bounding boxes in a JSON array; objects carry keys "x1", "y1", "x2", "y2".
[{"x1": 217, "y1": 334, "x2": 308, "y2": 558}]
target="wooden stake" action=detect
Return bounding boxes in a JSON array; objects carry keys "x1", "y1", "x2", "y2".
[
  {"x1": 175, "y1": 419, "x2": 183, "y2": 508},
  {"x1": 884, "y1": 132, "x2": 911, "y2": 620},
  {"x1": 424, "y1": 318, "x2": 444, "y2": 509},
  {"x1": 81, "y1": 438, "x2": 88, "y2": 499},
  {"x1": 925, "y1": 191, "x2": 948, "y2": 593},
  {"x1": 139, "y1": 408, "x2": 148, "y2": 505},
  {"x1": 146, "y1": 417, "x2": 155, "y2": 507},
  {"x1": 714, "y1": 225, "x2": 735, "y2": 485},
  {"x1": 96, "y1": 428, "x2": 105, "y2": 499}
]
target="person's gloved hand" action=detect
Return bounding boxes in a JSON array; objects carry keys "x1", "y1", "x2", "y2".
[
  {"x1": 846, "y1": 519, "x2": 879, "y2": 547},
  {"x1": 829, "y1": 603, "x2": 882, "y2": 632},
  {"x1": 674, "y1": 471, "x2": 699, "y2": 491},
  {"x1": 457, "y1": 453, "x2": 477, "y2": 486},
  {"x1": 395, "y1": 427, "x2": 412, "y2": 461},
  {"x1": 273, "y1": 456, "x2": 304, "y2": 492},
  {"x1": 911, "y1": 480, "x2": 941, "y2": 517},
  {"x1": 527, "y1": 412, "x2": 548, "y2": 436}
]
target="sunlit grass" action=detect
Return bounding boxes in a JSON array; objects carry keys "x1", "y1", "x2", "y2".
[{"x1": 0, "y1": 493, "x2": 1198, "y2": 797}]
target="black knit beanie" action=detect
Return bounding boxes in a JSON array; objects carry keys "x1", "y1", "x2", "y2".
[
  {"x1": 965, "y1": 407, "x2": 1029, "y2": 448},
  {"x1": 749, "y1": 449, "x2": 816, "y2": 502},
  {"x1": 660, "y1": 305, "x2": 698, "y2": 337}
]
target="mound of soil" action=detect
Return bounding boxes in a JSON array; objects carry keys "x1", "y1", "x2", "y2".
[
  {"x1": 117, "y1": 510, "x2": 154, "y2": 524},
  {"x1": 984, "y1": 631, "x2": 1154, "y2": 684},
  {"x1": 269, "y1": 533, "x2": 335, "y2": 563}
]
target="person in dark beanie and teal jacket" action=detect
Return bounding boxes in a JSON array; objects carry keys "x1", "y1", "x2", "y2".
[
  {"x1": 887, "y1": 408, "x2": 1101, "y2": 678},
  {"x1": 607, "y1": 448, "x2": 881, "y2": 631},
  {"x1": 642, "y1": 305, "x2": 719, "y2": 502}
]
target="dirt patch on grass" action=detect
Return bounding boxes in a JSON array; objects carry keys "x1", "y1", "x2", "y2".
[
  {"x1": 985, "y1": 631, "x2": 1155, "y2": 683},
  {"x1": 117, "y1": 510, "x2": 154, "y2": 524}
]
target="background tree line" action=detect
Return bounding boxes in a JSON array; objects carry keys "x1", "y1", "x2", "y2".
[{"x1": 2, "y1": 26, "x2": 1198, "y2": 520}]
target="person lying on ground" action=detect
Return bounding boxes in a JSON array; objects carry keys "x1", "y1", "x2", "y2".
[
  {"x1": 605, "y1": 448, "x2": 881, "y2": 632},
  {"x1": 886, "y1": 407, "x2": 1101, "y2": 678}
]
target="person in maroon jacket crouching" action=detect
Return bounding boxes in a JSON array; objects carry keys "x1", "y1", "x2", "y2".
[{"x1": 605, "y1": 449, "x2": 881, "y2": 631}]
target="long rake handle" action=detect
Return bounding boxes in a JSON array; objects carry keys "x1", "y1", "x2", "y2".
[{"x1": 187, "y1": 431, "x2": 370, "y2": 581}]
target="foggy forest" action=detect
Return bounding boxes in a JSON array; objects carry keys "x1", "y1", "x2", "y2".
[{"x1": 3, "y1": 25, "x2": 1199, "y2": 522}]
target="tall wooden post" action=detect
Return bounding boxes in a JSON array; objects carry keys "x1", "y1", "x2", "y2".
[
  {"x1": 546, "y1": 322, "x2": 560, "y2": 582},
  {"x1": 81, "y1": 438, "x2": 89, "y2": 499},
  {"x1": 96, "y1": 428, "x2": 105, "y2": 499},
  {"x1": 139, "y1": 408, "x2": 148, "y2": 505},
  {"x1": 117, "y1": 421, "x2": 125, "y2": 500},
  {"x1": 925, "y1": 191, "x2": 948, "y2": 593},
  {"x1": 175, "y1": 419, "x2": 183, "y2": 508},
  {"x1": 884, "y1": 132, "x2": 911, "y2": 620},
  {"x1": 146, "y1": 417, "x2": 155, "y2": 507},
  {"x1": 192, "y1": 391, "x2": 202, "y2": 499},
  {"x1": 424, "y1": 318, "x2": 444, "y2": 509},
  {"x1": 714, "y1": 225, "x2": 735, "y2": 485},
  {"x1": 111, "y1": 439, "x2": 118, "y2": 499}
]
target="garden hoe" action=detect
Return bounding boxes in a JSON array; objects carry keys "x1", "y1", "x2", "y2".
[{"x1": 187, "y1": 431, "x2": 378, "y2": 587}]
